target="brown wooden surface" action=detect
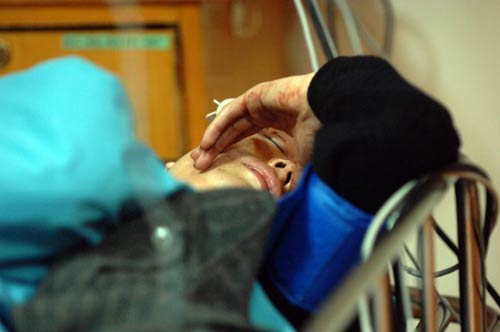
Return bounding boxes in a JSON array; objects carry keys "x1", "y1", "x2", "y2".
[
  {"x1": 199, "y1": 1, "x2": 294, "y2": 119},
  {"x1": 0, "y1": 29, "x2": 183, "y2": 159},
  {"x1": 0, "y1": 0, "x2": 201, "y2": 6},
  {"x1": 0, "y1": 0, "x2": 296, "y2": 160},
  {"x1": 0, "y1": 2, "x2": 207, "y2": 160}
]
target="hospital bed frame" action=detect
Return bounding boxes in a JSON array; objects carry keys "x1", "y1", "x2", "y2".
[
  {"x1": 305, "y1": 158, "x2": 499, "y2": 332},
  {"x1": 297, "y1": 4, "x2": 500, "y2": 330}
]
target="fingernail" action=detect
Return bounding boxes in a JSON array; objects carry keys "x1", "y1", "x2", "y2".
[
  {"x1": 194, "y1": 153, "x2": 209, "y2": 170},
  {"x1": 193, "y1": 154, "x2": 203, "y2": 169},
  {"x1": 191, "y1": 148, "x2": 199, "y2": 160}
]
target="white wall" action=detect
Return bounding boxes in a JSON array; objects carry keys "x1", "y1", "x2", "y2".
[
  {"x1": 285, "y1": 0, "x2": 499, "y2": 322},
  {"x1": 389, "y1": 1, "x2": 500, "y2": 309}
]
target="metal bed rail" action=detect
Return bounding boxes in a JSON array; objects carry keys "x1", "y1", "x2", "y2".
[{"x1": 305, "y1": 162, "x2": 499, "y2": 332}]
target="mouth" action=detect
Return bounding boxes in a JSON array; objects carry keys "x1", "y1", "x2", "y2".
[{"x1": 243, "y1": 161, "x2": 282, "y2": 198}]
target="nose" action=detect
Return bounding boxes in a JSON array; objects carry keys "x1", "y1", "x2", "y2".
[{"x1": 268, "y1": 158, "x2": 297, "y2": 194}]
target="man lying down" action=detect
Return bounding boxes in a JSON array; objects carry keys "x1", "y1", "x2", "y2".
[{"x1": 0, "y1": 56, "x2": 460, "y2": 332}]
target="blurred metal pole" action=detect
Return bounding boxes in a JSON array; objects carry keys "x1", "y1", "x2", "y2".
[
  {"x1": 419, "y1": 217, "x2": 437, "y2": 332},
  {"x1": 374, "y1": 273, "x2": 393, "y2": 332},
  {"x1": 456, "y1": 180, "x2": 485, "y2": 332}
]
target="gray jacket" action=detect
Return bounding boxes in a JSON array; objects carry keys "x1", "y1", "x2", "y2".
[{"x1": 13, "y1": 189, "x2": 275, "y2": 332}]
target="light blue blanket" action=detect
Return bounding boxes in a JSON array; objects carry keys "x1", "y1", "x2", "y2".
[{"x1": 0, "y1": 57, "x2": 185, "y2": 330}]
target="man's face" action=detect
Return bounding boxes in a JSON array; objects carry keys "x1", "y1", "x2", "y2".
[{"x1": 168, "y1": 128, "x2": 303, "y2": 198}]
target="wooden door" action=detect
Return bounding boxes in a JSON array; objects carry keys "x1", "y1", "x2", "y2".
[{"x1": 0, "y1": 25, "x2": 185, "y2": 160}]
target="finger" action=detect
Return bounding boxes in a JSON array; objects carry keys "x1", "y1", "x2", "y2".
[
  {"x1": 209, "y1": 125, "x2": 262, "y2": 159},
  {"x1": 240, "y1": 85, "x2": 286, "y2": 129},
  {"x1": 211, "y1": 116, "x2": 255, "y2": 152},
  {"x1": 193, "y1": 126, "x2": 262, "y2": 171},
  {"x1": 193, "y1": 148, "x2": 219, "y2": 171},
  {"x1": 190, "y1": 147, "x2": 201, "y2": 161},
  {"x1": 194, "y1": 118, "x2": 257, "y2": 170},
  {"x1": 200, "y1": 95, "x2": 248, "y2": 150}
]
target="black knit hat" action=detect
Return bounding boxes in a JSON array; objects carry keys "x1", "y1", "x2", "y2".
[{"x1": 308, "y1": 56, "x2": 460, "y2": 214}]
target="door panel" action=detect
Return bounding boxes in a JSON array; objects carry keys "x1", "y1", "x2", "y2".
[{"x1": 0, "y1": 26, "x2": 185, "y2": 160}]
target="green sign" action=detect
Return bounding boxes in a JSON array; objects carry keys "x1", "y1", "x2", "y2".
[{"x1": 62, "y1": 34, "x2": 170, "y2": 50}]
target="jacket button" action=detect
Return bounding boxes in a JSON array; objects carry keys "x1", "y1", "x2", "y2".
[{"x1": 151, "y1": 225, "x2": 174, "y2": 251}]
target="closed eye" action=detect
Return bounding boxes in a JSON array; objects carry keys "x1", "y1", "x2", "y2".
[{"x1": 263, "y1": 135, "x2": 285, "y2": 154}]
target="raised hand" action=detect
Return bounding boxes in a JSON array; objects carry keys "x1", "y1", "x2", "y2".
[{"x1": 192, "y1": 72, "x2": 321, "y2": 170}]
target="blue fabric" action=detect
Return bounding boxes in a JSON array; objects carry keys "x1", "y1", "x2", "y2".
[
  {"x1": 0, "y1": 57, "x2": 186, "y2": 329},
  {"x1": 264, "y1": 165, "x2": 373, "y2": 312}
]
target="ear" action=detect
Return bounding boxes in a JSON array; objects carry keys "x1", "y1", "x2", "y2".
[{"x1": 165, "y1": 161, "x2": 175, "y2": 170}]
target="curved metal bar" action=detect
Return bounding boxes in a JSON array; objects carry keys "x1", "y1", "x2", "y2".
[
  {"x1": 306, "y1": 0, "x2": 338, "y2": 60},
  {"x1": 434, "y1": 222, "x2": 500, "y2": 310},
  {"x1": 380, "y1": 0, "x2": 394, "y2": 54},
  {"x1": 408, "y1": 288, "x2": 500, "y2": 330},
  {"x1": 305, "y1": 175, "x2": 449, "y2": 332},
  {"x1": 305, "y1": 165, "x2": 498, "y2": 332},
  {"x1": 335, "y1": 0, "x2": 363, "y2": 54}
]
